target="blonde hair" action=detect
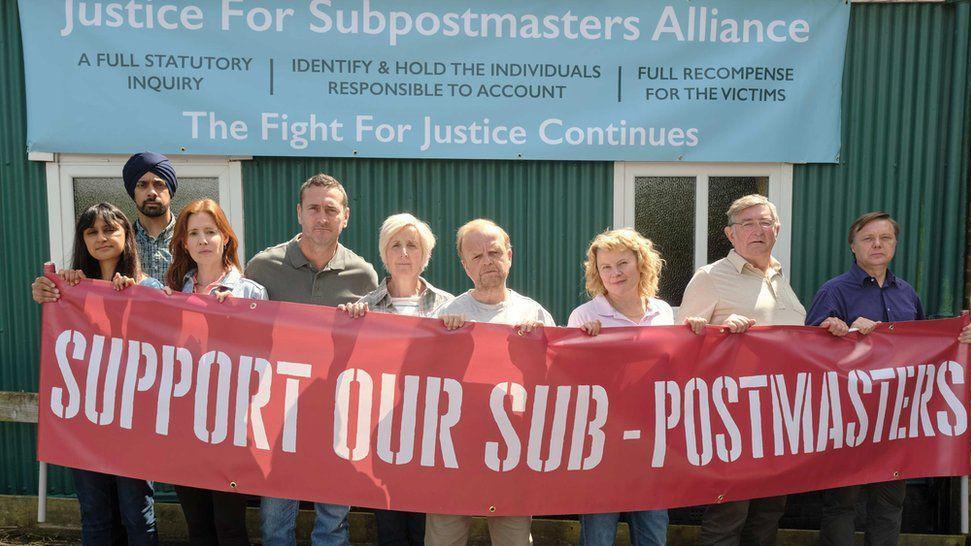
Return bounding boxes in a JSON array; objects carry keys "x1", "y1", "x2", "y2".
[
  {"x1": 378, "y1": 213, "x2": 436, "y2": 272},
  {"x1": 455, "y1": 218, "x2": 511, "y2": 256},
  {"x1": 583, "y1": 228, "x2": 664, "y2": 301},
  {"x1": 726, "y1": 194, "x2": 779, "y2": 225}
]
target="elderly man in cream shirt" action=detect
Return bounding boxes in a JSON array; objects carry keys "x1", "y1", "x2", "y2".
[{"x1": 677, "y1": 194, "x2": 845, "y2": 546}]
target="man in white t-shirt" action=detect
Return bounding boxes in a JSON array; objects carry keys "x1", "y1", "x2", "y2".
[{"x1": 426, "y1": 218, "x2": 555, "y2": 545}]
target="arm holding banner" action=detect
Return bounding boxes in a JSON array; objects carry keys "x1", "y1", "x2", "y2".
[
  {"x1": 678, "y1": 269, "x2": 736, "y2": 332},
  {"x1": 676, "y1": 269, "x2": 717, "y2": 323},
  {"x1": 805, "y1": 280, "x2": 851, "y2": 336}
]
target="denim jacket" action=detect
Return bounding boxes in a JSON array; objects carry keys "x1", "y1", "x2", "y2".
[
  {"x1": 356, "y1": 276, "x2": 453, "y2": 317},
  {"x1": 181, "y1": 267, "x2": 268, "y2": 300}
]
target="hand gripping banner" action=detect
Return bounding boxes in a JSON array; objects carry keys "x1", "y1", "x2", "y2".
[{"x1": 38, "y1": 278, "x2": 970, "y2": 516}]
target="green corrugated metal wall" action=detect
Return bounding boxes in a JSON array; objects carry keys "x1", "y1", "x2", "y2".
[
  {"x1": 1, "y1": 0, "x2": 970, "y2": 502},
  {"x1": 0, "y1": 0, "x2": 63, "y2": 495},
  {"x1": 791, "y1": 2, "x2": 971, "y2": 315},
  {"x1": 241, "y1": 158, "x2": 612, "y2": 323}
]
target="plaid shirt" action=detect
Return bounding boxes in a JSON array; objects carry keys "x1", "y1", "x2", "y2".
[
  {"x1": 134, "y1": 216, "x2": 175, "y2": 282},
  {"x1": 357, "y1": 276, "x2": 453, "y2": 317}
]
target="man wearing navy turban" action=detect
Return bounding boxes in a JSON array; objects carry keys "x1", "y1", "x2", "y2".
[{"x1": 122, "y1": 151, "x2": 178, "y2": 281}]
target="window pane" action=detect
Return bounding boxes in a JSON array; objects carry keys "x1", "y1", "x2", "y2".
[
  {"x1": 73, "y1": 177, "x2": 220, "y2": 223},
  {"x1": 633, "y1": 176, "x2": 695, "y2": 306},
  {"x1": 707, "y1": 177, "x2": 768, "y2": 263}
]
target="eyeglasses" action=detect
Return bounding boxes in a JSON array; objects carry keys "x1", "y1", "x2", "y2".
[{"x1": 731, "y1": 219, "x2": 776, "y2": 231}]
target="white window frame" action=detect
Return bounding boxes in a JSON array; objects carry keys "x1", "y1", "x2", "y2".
[
  {"x1": 612, "y1": 162, "x2": 794, "y2": 273},
  {"x1": 31, "y1": 153, "x2": 247, "y2": 270}
]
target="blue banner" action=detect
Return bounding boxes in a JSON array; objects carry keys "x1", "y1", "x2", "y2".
[{"x1": 19, "y1": 1, "x2": 849, "y2": 162}]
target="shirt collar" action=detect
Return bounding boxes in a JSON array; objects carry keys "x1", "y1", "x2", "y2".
[
  {"x1": 850, "y1": 261, "x2": 897, "y2": 287},
  {"x1": 726, "y1": 249, "x2": 783, "y2": 277},
  {"x1": 372, "y1": 277, "x2": 393, "y2": 305},
  {"x1": 183, "y1": 267, "x2": 241, "y2": 291},
  {"x1": 284, "y1": 235, "x2": 348, "y2": 272},
  {"x1": 592, "y1": 294, "x2": 660, "y2": 322},
  {"x1": 135, "y1": 215, "x2": 175, "y2": 240},
  {"x1": 374, "y1": 276, "x2": 438, "y2": 306}
]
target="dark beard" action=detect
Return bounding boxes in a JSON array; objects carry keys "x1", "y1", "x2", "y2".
[{"x1": 138, "y1": 201, "x2": 168, "y2": 218}]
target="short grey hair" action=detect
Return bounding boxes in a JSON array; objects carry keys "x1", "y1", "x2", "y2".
[
  {"x1": 378, "y1": 213, "x2": 436, "y2": 272},
  {"x1": 726, "y1": 194, "x2": 779, "y2": 225}
]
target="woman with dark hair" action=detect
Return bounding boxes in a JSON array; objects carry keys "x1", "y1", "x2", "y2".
[
  {"x1": 30, "y1": 202, "x2": 160, "y2": 545},
  {"x1": 165, "y1": 198, "x2": 265, "y2": 546}
]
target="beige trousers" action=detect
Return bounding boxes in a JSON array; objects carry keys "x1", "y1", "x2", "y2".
[{"x1": 425, "y1": 514, "x2": 532, "y2": 545}]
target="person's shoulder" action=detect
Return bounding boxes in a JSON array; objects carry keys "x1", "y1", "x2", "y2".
[
  {"x1": 436, "y1": 290, "x2": 473, "y2": 312},
  {"x1": 649, "y1": 297, "x2": 674, "y2": 314},
  {"x1": 423, "y1": 278, "x2": 455, "y2": 300},
  {"x1": 570, "y1": 298, "x2": 598, "y2": 313},
  {"x1": 248, "y1": 241, "x2": 289, "y2": 266},
  {"x1": 568, "y1": 299, "x2": 598, "y2": 326},
  {"x1": 236, "y1": 277, "x2": 268, "y2": 300},
  {"x1": 816, "y1": 269, "x2": 857, "y2": 293},
  {"x1": 357, "y1": 286, "x2": 385, "y2": 306},
  {"x1": 138, "y1": 276, "x2": 164, "y2": 289},
  {"x1": 648, "y1": 297, "x2": 675, "y2": 324},
  {"x1": 245, "y1": 241, "x2": 289, "y2": 280},
  {"x1": 339, "y1": 245, "x2": 377, "y2": 273},
  {"x1": 338, "y1": 244, "x2": 371, "y2": 266},
  {"x1": 509, "y1": 289, "x2": 554, "y2": 315},
  {"x1": 892, "y1": 274, "x2": 919, "y2": 295},
  {"x1": 447, "y1": 290, "x2": 475, "y2": 305},
  {"x1": 701, "y1": 256, "x2": 735, "y2": 274},
  {"x1": 507, "y1": 289, "x2": 543, "y2": 306},
  {"x1": 684, "y1": 263, "x2": 718, "y2": 288}
]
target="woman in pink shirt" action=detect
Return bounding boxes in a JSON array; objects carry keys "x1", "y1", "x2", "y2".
[{"x1": 568, "y1": 228, "x2": 705, "y2": 546}]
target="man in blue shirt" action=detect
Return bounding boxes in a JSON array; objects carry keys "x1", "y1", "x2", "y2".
[{"x1": 805, "y1": 211, "x2": 922, "y2": 545}]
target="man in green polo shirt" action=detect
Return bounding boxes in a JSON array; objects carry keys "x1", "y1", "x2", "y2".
[{"x1": 245, "y1": 173, "x2": 378, "y2": 546}]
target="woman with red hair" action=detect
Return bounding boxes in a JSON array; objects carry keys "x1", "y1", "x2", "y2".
[{"x1": 166, "y1": 198, "x2": 266, "y2": 545}]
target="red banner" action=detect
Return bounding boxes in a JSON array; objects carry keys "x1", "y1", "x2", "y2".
[{"x1": 38, "y1": 278, "x2": 970, "y2": 516}]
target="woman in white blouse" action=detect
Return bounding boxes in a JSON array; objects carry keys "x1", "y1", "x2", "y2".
[{"x1": 568, "y1": 228, "x2": 705, "y2": 546}]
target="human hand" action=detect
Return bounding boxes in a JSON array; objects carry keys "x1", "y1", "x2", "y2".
[
  {"x1": 111, "y1": 273, "x2": 136, "y2": 291},
  {"x1": 579, "y1": 320, "x2": 601, "y2": 336},
  {"x1": 441, "y1": 315, "x2": 467, "y2": 330},
  {"x1": 959, "y1": 323, "x2": 971, "y2": 344},
  {"x1": 57, "y1": 269, "x2": 85, "y2": 286},
  {"x1": 820, "y1": 316, "x2": 850, "y2": 337},
  {"x1": 31, "y1": 275, "x2": 59, "y2": 303},
  {"x1": 850, "y1": 317, "x2": 880, "y2": 335},
  {"x1": 515, "y1": 320, "x2": 544, "y2": 335},
  {"x1": 723, "y1": 314, "x2": 756, "y2": 333},
  {"x1": 338, "y1": 302, "x2": 368, "y2": 319},
  {"x1": 683, "y1": 317, "x2": 708, "y2": 335}
]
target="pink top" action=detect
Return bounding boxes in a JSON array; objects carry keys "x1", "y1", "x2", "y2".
[{"x1": 567, "y1": 295, "x2": 674, "y2": 328}]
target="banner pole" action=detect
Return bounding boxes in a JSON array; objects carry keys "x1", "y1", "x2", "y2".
[
  {"x1": 37, "y1": 461, "x2": 47, "y2": 523},
  {"x1": 960, "y1": 476, "x2": 968, "y2": 534}
]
